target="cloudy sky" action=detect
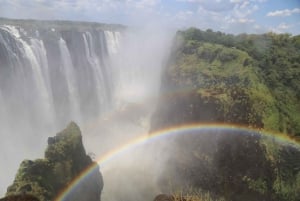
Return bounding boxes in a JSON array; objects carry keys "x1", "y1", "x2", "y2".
[{"x1": 0, "y1": 0, "x2": 299, "y2": 34}]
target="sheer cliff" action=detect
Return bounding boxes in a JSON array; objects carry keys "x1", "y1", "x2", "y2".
[{"x1": 150, "y1": 28, "x2": 300, "y2": 201}]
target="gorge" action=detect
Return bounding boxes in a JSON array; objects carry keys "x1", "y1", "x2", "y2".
[
  {"x1": 0, "y1": 18, "x2": 172, "y2": 197},
  {"x1": 0, "y1": 18, "x2": 300, "y2": 201}
]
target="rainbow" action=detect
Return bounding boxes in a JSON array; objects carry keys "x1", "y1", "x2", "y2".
[{"x1": 54, "y1": 123, "x2": 299, "y2": 201}]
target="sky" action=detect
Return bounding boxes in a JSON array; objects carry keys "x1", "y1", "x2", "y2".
[{"x1": 0, "y1": 0, "x2": 299, "y2": 34}]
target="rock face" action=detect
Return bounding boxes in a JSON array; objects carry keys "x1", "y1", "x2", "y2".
[
  {"x1": 0, "y1": 195, "x2": 39, "y2": 201},
  {"x1": 151, "y1": 28, "x2": 300, "y2": 137},
  {"x1": 0, "y1": 18, "x2": 123, "y2": 136},
  {"x1": 150, "y1": 28, "x2": 300, "y2": 201},
  {"x1": 6, "y1": 122, "x2": 103, "y2": 201}
]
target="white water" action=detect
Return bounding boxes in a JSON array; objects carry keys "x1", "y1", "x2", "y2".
[
  {"x1": 83, "y1": 32, "x2": 106, "y2": 113},
  {"x1": 59, "y1": 37, "x2": 81, "y2": 123},
  {"x1": 104, "y1": 31, "x2": 121, "y2": 55},
  {"x1": 0, "y1": 25, "x2": 125, "y2": 195},
  {"x1": 0, "y1": 23, "x2": 173, "y2": 197},
  {"x1": 29, "y1": 38, "x2": 56, "y2": 126}
]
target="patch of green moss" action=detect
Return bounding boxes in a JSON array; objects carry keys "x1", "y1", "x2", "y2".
[{"x1": 243, "y1": 176, "x2": 267, "y2": 194}]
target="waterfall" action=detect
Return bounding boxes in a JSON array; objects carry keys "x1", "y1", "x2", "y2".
[
  {"x1": 83, "y1": 31, "x2": 107, "y2": 113},
  {"x1": 0, "y1": 23, "x2": 122, "y2": 195},
  {"x1": 58, "y1": 37, "x2": 81, "y2": 122},
  {"x1": 104, "y1": 31, "x2": 121, "y2": 55},
  {"x1": 0, "y1": 25, "x2": 121, "y2": 127},
  {"x1": 0, "y1": 20, "x2": 172, "y2": 196}
]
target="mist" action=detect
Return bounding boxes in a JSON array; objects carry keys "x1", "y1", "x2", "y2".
[
  {"x1": 1, "y1": 6, "x2": 299, "y2": 201},
  {"x1": 0, "y1": 19, "x2": 174, "y2": 198},
  {"x1": 82, "y1": 24, "x2": 175, "y2": 201}
]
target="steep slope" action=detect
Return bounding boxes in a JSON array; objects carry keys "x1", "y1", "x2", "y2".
[
  {"x1": 150, "y1": 28, "x2": 300, "y2": 201},
  {"x1": 6, "y1": 122, "x2": 103, "y2": 201},
  {"x1": 152, "y1": 40, "x2": 269, "y2": 129},
  {"x1": 152, "y1": 28, "x2": 300, "y2": 137}
]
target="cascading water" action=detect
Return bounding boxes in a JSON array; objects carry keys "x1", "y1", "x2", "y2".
[
  {"x1": 0, "y1": 21, "x2": 123, "y2": 195},
  {"x1": 58, "y1": 37, "x2": 81, "y2": 122},
  {"x1": 0, "y1": 19, "x2": 173, "y2": 197}
]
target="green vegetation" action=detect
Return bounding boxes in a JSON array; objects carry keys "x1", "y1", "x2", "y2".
[
  {"x1": 261, "y1": 137, "x2": 300, "y2": 201},
  {"x1": 6, "y1": 122, "x2": 103, "y2": 201},
  {"x1": 167, "y1": 27, "x2": 300, "y2": 137},
  {"x1": 242, "y1": 176, "x2": 267, "y2": 194},
  {"x1": 172, "y1": 190, "x2": 225, "y2": 201},
  {"x1": 0, "y1": 194, "x2": 40, "y2": 201},
  {"x1": 151, "y1": 27, "x2": 300, "y2": 201}
]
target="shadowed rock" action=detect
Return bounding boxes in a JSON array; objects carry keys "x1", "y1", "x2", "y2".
[
  {"x1": 0, "y1": 194, "x2": 39, "y2": 201},
  {"x1": 153, "y1": 194, "x2": 175, "y2": 201},
  {"x1": 6, "y1": 122, "x2": 103, "y2": 201}
]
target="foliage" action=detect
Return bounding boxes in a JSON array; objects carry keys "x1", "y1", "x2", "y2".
[
  {"x1": 152, "y1": 27, "x2": 300, "y2": 201},
  {"x1": 0, "y1": 194, "x2": 40, "y2": 201},
  {"x1": 173, "y1": 28, "x2": 300, "y2": 136},
  {"x1": 171, "y1": 189, "x2": 225, "y2": 201},
  {"x1": 170, "y1": 28, "x2": 300, "y2": 137},
  {"x1": 242, "y1": 176, "x2": 267, "y2": 194},
  {"x1": 6, "y1": 122, "x2": 102, "y2": 201},
  {"x1": 261, "y1": 137, "x2": 300, "y2": 201}
]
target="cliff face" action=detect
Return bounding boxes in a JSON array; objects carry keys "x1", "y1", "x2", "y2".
[
  {"x1": 151, "y1": 28, "x2": 300, "y2": 137},
  {"x1": 153, "y1": 33, "x2": 266, "y2": 132},
  {"x1": 150, "y1": 28, "x2": 300, "y2": 201},
  {"x1": 0, "y1": 19, "x2": 123, "y2": 195},
  {"x1": 0, "y1": 18, "x2": 122, "y2": 133},
  {"x1": 6, "y1": 122, "x2": 103, "y2": 201},
  {"x1": 0, "y1": 194, "x2": 39, "y2": 201}
]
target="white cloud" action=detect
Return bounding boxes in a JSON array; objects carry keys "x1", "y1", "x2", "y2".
[
  {"x1": 230, "y1": 0, "x2": 242, "y2": 3},
  {"x1": 185, "y1": 0, "x2": 259, "y2": 32},
  {"x1": 229, "y1": 18, "x2": 255, "y2": 24},
  {"x1": 131, "y1": 0, "x2": 160, "y2": 8},
  {"x1": 2, "y1": 0, "x2": 299, "y2": 34},
  {"x1": 0, "y1": 0, "x2": 163, "y2": 25},
  {"x1": 277, "y1": 23, "x2": 291, "y2": 30},
  {"x1": 174, "y1": 10, "x2": 194, "y2": 20},
  {"x1": 269, "y1": 22, "x2": 294, "y2": 33},
  {"x1": 267, "y1": 8, "x2": 300, "y2": 17}
]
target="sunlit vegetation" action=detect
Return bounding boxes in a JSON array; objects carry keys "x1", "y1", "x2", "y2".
[
  {"x1": 151, "y1": 27, "x2": 300, "y2": 201},
  {"x1": 167, "y1": 27, "x2": 300, "y2": 137}
]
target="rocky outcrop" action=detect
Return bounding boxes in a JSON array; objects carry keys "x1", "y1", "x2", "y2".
[
  {"x1": 6, "y1": 122, "x2": 103, "y2": 201},
  {"x1": 0, "y1": 195, "x2": 39, "y2": 201}
]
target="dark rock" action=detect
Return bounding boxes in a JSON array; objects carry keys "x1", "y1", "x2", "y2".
[
  {"x1": 0, "y1": 194, "x2": 39, "y2": 201},
  {"x1": 153, "y1": 194, "x2": 175, "y2": 201},
  {"x1": 6, "y1": 122, "x2": 103, "y2": 201}
]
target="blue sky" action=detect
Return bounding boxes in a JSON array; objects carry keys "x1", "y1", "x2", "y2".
[{"x1": 0, "y1": 0, "x2": 299, "y2": 34}]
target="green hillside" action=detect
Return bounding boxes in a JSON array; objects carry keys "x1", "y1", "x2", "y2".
[
  {"x1": 150, "y1": 28, "x2": 300, "y2": 201},
  {"x1": 157, "y1": 28, "x2": 300, "y2": 138}
]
